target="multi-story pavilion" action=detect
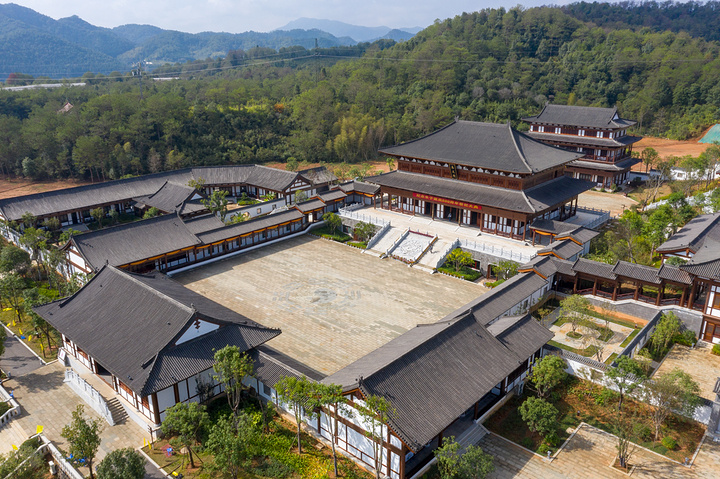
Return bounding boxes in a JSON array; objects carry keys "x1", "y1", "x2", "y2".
[
  {"x1": 523, "y1": 104, "x2": 642, "y2": 188},
  {"x1": 370, "y1": 120, "x2": 593, "y2": 241}
]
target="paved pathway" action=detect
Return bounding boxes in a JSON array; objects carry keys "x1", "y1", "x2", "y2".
[
  {"x1": 0, "y1": 334, "x2": 45, "y2": 377},
  {"x1": 0, "y1": 361, "x2": 149, "y2": 474},
  {"x1": 477, "y1": 424, "x2": 720, "y2": 479},
  {"x1": 653, "y1": 343, "x2": 720, "y2": 402}
]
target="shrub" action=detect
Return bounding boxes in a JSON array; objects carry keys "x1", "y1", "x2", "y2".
[
  {"x1": 520, "y1": 437, "x2": 533, "y2": 449},
  {"x1": 712, "y1": 344, "x2": 720, "y2": 356},
  {"x1": 0, "y1": 401, "x2": 10, "y2": 416},
  {"x1": 633, "y1": 423, "x2": 652, "y2": 442},
  {"x1": 661, "y1": 437, "x2": 677, "y2": 450},
  {"x1": 537, "y1": 441, "x2": 551, "y2": 456},
  {"x1": 594, "y1": 388, "x2": 618, "y2": 406}
]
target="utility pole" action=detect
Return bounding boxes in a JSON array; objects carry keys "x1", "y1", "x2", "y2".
[{"x1": 133, "y1": 60, "x2": 153, "y2": 100}]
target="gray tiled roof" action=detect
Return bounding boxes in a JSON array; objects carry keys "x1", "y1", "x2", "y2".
[
  {"x1": 657, "y1": 212, "x2": 720, "y2": 253},
  {"x1": 326, "y1": 312, "x2": 550, "y2": 452},
  {"x1": 560, "y1": 227, "x2": 599, "y2": 245},
  {"x1": 298, "y1": 166, "x2": 338, "y2": 186},
  {"x1": 35, "y1": 266, "x2": 278, "y2": 396},
  {"x1": 572, "y1": 257, "x2": 617, "y2": 280},
  {"x1": 538, "y1": 239, "x2": 583, "y2": 260},
  {"x1": 71, "y1": 214, "x2": 202, "y2": 269},
  {"x1": 196, "y1": 210, "x2": 304, "y2": 244},
  {"x1": 294, "y1": 199, "x2": 326, "y2": 213},
  {"x1": 612, "y1": 261, "x2": 662, "y2": 285},
  {"x1": 519, "y1": 255, "x2": 560, "y2": 278},
  {"x1": 339, "y1": 180, "x2": 380, "y2": 195},
  {"x1": 379, "y1": 120, "x2": 583, "y2": 174},
  {"x1": 568, "y1": 157, "x2": 641, "y2": 172},
  {"x1": 680, "y1": 258, "x2": 720, "y2": 280},
  {"x1": 0, "y1": 165, "x2": 310, "y2": 222},
  {"x1": 657, "y1": 264, "x2": 693, "y2": 285},
  {"x1": 132, "y1": 181, "x2": 199, "y2": 214},
  {"x1": 316, "y1": 189, "x2": 347, "y2": 202},
  {"x1": 251, "y1": 345, "x2": 325, "y2": 388},
  {"x1": 366, "y1": 170, "x2": 592, "y2": 214},
  {"x1": 523, "y1": 104, "x2": 637, "y2": 129},
  {"x1": 529, "y1": 219, "x2": 578, "y2": 235},
  {"x1": 527, "y1": 132, "x2": 641, "y2": 148}
]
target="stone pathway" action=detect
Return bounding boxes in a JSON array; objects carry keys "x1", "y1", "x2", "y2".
[
  {"x1": 0, "y1": 333, "x2": 45, "y2": 377},
  {"x1": 653, "y1": 343, "x2": 720, "y2": 402},
  {"x1": 0, "y1": 361, "x2": 149, "y2": 466},
  {"x1": 477, "y1": 424, "x2": 720, "y2": 479}
]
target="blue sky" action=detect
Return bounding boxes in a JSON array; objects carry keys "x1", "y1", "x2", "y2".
[{"x1": 9, "y1": 0, "x2": 569, "y2": 33}]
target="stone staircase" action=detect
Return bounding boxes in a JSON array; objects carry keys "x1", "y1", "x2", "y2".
[
  {"x1": 368, "y1": 226, "x2": 405, "y2": 255},
  {"x1": 415, "y1": 239, "x2": 452, "y2": 270},
  {"x1": 107, "y1": 397, "x2": 129, "y2": 425}
]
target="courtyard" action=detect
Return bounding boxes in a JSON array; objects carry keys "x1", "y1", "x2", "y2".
[
  {"x1": 653, "y1": 342, "x2": 720, "y2": 402},
  {"x1": 173, "y1": 235, "x2": 487, "y2": 376}
]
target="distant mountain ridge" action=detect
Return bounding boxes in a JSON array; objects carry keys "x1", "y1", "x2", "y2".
[
  {"x1": 0, "y1": 3, "x2": 416, "y2": 79},
  {"x1": 276, "y1": 17, "x2": 421, "y2": 42}
]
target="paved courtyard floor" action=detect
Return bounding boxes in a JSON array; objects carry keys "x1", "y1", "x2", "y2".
[
  {"x1": 479, "y1": 424, "x2": 720, "y2": 479},
  {"x1": 174, "y1": 235, "x2": 487, "y2": 375},
  {"x1": 0, "y1": 362, "x2": 149, "y2": 469},
  {"x1": 549, "y1": 315, "x2": 634, "y2": 359},
  {"x1": 653, "y1": 342, "x2": 720, "y2": 402}
]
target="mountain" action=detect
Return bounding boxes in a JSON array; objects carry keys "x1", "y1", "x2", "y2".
[
  {"x1": 276, "y1": 17, "x2": 420, "y2": 43},
  {"x1": 0, "y1": 3, "x2": 362, "y2": 79}
]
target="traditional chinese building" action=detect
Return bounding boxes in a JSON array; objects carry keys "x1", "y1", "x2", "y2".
[
  {"x1": 370, "y1": 120, "x2": 593, "y2": 241},
  {"x1": 522, "y1": 104, "x2": 641, "y2": 188}
]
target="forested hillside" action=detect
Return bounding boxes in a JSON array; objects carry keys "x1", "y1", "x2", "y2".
[{"x1": 1, "y1": 5, "x2": 720, "y2": 182}]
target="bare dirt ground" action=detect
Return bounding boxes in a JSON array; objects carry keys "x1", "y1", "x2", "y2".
[
  {"x1": 0, "y1": 178, "x2": 92, "y2": 199},
  {"x1": 632, "y1": 131, "x2": 713, "y2": 172},
  {"x1": 578, "y1": 190, "x2": 638, "y2": 216},
  {"x1": 266, "y1": 159, "x2": 390, "y2": 175}
]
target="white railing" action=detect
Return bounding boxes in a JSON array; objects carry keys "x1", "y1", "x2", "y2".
[
  {"x1": 337, "y1": 207, "x2": 390, "y2": 227},
  {"x1": 434, "y1": 239, "x2": 460, "y2": 269},
  {"x1": 0, "y1": 382, "x2": 20, "y2": 428},
  {"x1": 40, "y1": 435, "x2": 85, "y2": 479},
  {"x1": 366, "y1": 221, "x2": 391, "y2": 251},
  {"x1": 384, "y1": 228, "x2": 410, "y2": 257},
  {"x1": 576, "y1": 206, "x2": 611, "y2": 229},
  {"x1": 64, "y1": 368, "x2": 115, "y2": 426},
  {"x1": 458, "y1": 239, "x2": 532, "y2": 263},
  {"x1": 341, "y1": 202, "x2": 365, "y2": 212}
]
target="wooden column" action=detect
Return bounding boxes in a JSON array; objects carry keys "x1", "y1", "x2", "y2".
[
  {"x1": 655, "y1": 281, "x2": 664, "y2": 306},
  {"x1": 592, "y1": 278, "x2": 598, "y2": 296},
  {"x1": 633, "y1": 282, "x2": 640, "y2": 301},
  {"x1": 680, "y1": 286, "x2": 687, "y2": 308},
  {"x1": 611, "y1": 282, "x2": 618, "y2": 301},
  {"x1": 688, "y1": 282, "x2": 698, "y2": 309},
  {"x1": 532, "y1": 230, "x2": 536, "y2": 246},
  {"x1": 573, "y1": 276, "x2": 579, "y2": 294}
]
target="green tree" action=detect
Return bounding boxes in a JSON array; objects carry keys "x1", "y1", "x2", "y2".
[
  {"x1": 286, "y1": 157, "x2": 299, "y2": 172},
  {"x1": 354, "y1": 221, "x2": 377, "y2": 243},
  {"x1": 604, "y1": 356, "x2": 645, "y2": 410},
  {"x1": 491, "y1": 260, "x2": 519, "y2": 280},
  {"x1": 42, "y1": 217, "x2": 61, "y2": 231},
  {"x1": 21, "y1": 212, "x2": 37, "y2": 228},
  {"x1": 96, "y1": 448, "x2": 145, "y2": 479},
  {"x1": 188, "y1": 177, "x2": 206, "y2": 191},
  {"x1": 609, "y1": 209, "x2": 647, "y2": 263},
  {"x1": 0, "y1": 244, "x2": 31, "y2": 276},
  {"x1": 649, "y1": 311, "x2": 681, "y2": 356},
  {"x1": 59, "y1": 228, "x2": 81, "y2": 245},
  {"x1": 294, "y1": 190, "x2": 308, "y2": 203},
  {"x1": 612, "y1": 411, "x2": 639, "y2": 470},
  {"x1": 529, "y1": 355, "x2": 567, "y2": 398},
  {"x1": 202, "y1": 190, "x2": 229, "y2": 222},
  {"x1": 275, "y1": 375, "x2": 315, "y2": 454},
  {"x1": 641, "y1": 147, "x2": 659, "y2": 174},
  {"x1": 19, "y1": 226, "x2": 49, "y2": 279},
  {"x1": 205, "y1": 414, "x2": 258, "y2": 479},
  {"x1": 446, "y1": 248, "x2": 474, "y2": 272},
  {"x1": 212, "y1": 346, "x2": 254, "y2": 429},
  {"x1": 435, "y1": 436, "x2": 494, "y2": 479},
  {"x1": 161, "y1": 402, "x2": 210, "y2": 468},
  {"x1": 0, "y1": 325, "x2": 5, "y2": 358},
  {"x1": 90, "y1": 207, "x2": 105, "y2": 226},
  {"x1": 61, "y1": 405, "x2": 103, "y2": 479},
  {"x1": 518, "y1": 397, "x2": 558, "y2": 439},
  {"x1": 644, "y1": 368, "x2": 702, "y2": 441},
  {"x1": 357, "y1": 394, "x2": 395, "y2": 479},
  {"x1": 143, "y1": 207, "x2": 161, "y2": 219},
  {"x1": 23, "y1": 287, "x2": 57, "y2": 356},
  {"x1": 0, "y1": 273, "x2": 26, "y2": 321},
  {"x1": 559, "y1": 294, "x2": 592, "y2": 334},
  {"x1": 108, "y1": 209, "x2": 119, "y2": 225},
  {"x1": 322, "y1": 212, "x2": 342, "y2": 234},
  {"x1": 312, "y1": 383, "x2": 347, "y2": 477}
]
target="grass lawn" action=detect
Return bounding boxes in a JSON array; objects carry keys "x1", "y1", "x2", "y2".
[
  {"x1": 604, "y1": 353, "x2": 619, "y2": 365},
  {"x1": 310, "y1": 226, "x2": 351, "y2": 243},
  {"x1": 484, "y1": 377, "x2": 705, "y2": 463},
  {"x1": 437, "y1": 265, "x2": 483, "y2": 282},
  {"x1": 1, "y1": 309, "x2": 58, "y2": 361},
  {"x1": 147, "y1": 400, "x2": 371, "y2": 479},
  {"x1": 548, "y1": 340, "x2": 599, "y2": 358},
  {"x1": 619, "y1": 328, "x2": 641, "y2": 348},
  {"x1": 347, "y1": 241, "x2": 367, "y2": 249}
]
